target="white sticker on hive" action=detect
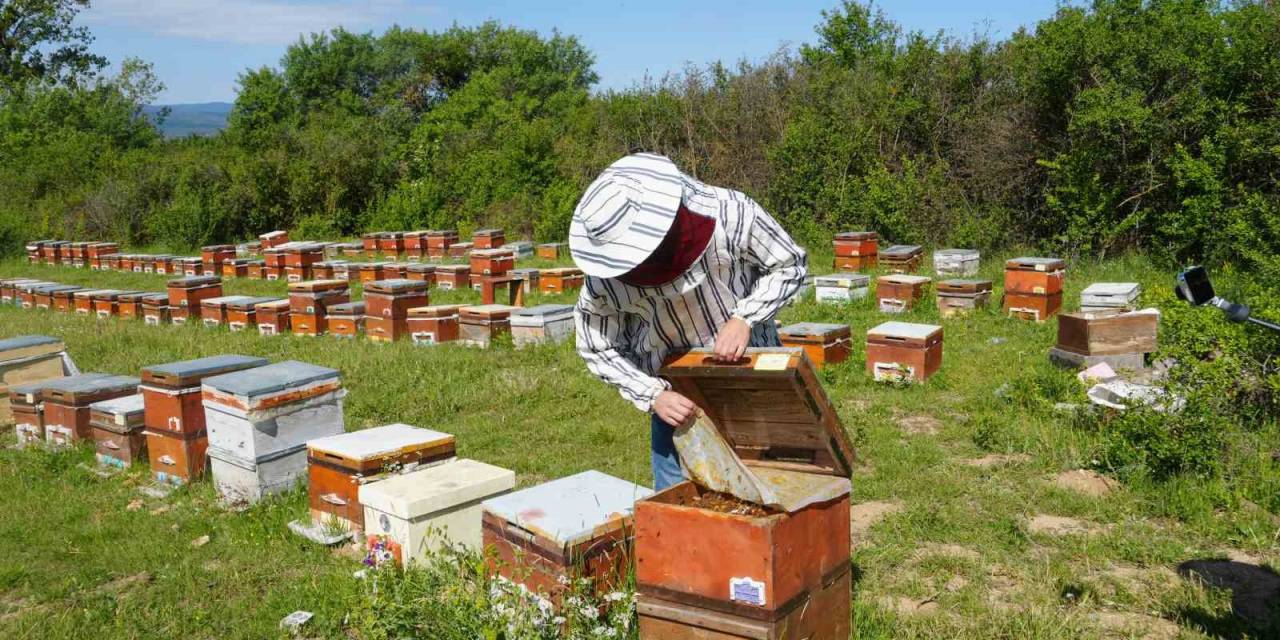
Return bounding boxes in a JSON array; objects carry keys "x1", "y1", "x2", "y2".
[
  {"x1": 729, "y1": 577, "x2": 766, "y2": 607},
  {"x1": 754, "y1": 354, "x2": 790, "y2": 371}
]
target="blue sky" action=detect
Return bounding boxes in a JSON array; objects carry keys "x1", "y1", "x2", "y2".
[{"x1": 82, "y1": 0, "x2": 1066, "y2": 105}]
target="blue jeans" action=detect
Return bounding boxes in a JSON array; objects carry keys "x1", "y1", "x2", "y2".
[{"x1": 650, "y1": 414, "x2": 685, "y2": 491}]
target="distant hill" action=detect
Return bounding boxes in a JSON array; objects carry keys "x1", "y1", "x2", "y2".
[{"x1": 143, "y1": 102, "x2": 233, "y2": 138}]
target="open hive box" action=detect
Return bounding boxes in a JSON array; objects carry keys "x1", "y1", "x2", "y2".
[
  {"x1": 777, "y1": 323, "x2": 852, "y2": 368},
  {"x1": 90, "y1": 393, "x2": 146, "y2": 468},
  {"x1": 638, "y1": 348, "x2": 854, "y2": 639},
  {"x1": 305, "y1": 423, "x2": 457, "y2": 533},
  {"x1": 42, "y1": 374, "x2": 140, "y2": 447},
  {"x1": 202, "y1": 361, "x2": 345, "y2": 504},
  {"x1": 482, "y1": 470, "x2": 653, "y2": 599}
]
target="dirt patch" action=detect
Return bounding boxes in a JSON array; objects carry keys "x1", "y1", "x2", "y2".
[
  {"x1": 960, "y1": 453, "x2": 1030, "y2": 468},
  {"x1": 1053, "y1": 470, "x2": 1116, "y2": 497},
  {"x1": 912, "y1": 543, "x2": 982, "y2": 563},
  {"x1": 1087, "y1": 564, "x2": 1179, "y2": 600},
  {"x1": 898, "y1": 414, "x2": 943, "y2": 436},
  {"x1": 94, "y1": 572, "x2": 151, "y2": 596},
  {"x1": 985, "y1": 566, "x2": 1024, "y2": 612},
  {"x1": 878, "y1": 595, "x2": 940, "y2": 616},
  {"x1": 673, "y1": 490, "x2": 775, "y2": 517},
  {"x1": 1090, "y1": 611, "x2": 1181, "y2": 639},
  {"x1": 944, "y1": 575, "x2": 969, "y2": 592},
  {"x1": 851, "y1": 500, "x2": 904, "y2": 539},
  {"x1": 1028, "y1": 515, "x2": 1105, "y2": 536}
]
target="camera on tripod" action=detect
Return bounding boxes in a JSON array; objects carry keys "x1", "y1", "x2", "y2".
[{"x1": 1175, "y1": 266, "x2": 1279, "y2": 333}]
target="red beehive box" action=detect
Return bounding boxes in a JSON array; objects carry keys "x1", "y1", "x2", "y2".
[
  {"x1": 778, "y1": 323, "x2": 852, "y2": 368},
  {"x1": 73, "y1": 289, "x2": 106, "y2": 316},
  {"x1": 52, "y1": 286, "x2": 85, "y2": 313},
  {"x1": 536, "y1": 243, "x2": 565, "y2": 260},
  {"x1": 356, "y1": 262, "x2": 389, "y2": 284},
  {"x1": 285, "y1": 242, "x2": 325, "y2": 268},
  {"x1": 43, "y1": 374, "x2": 140, "y2": 447},
  {"x1": 259, "y1": 230, "x2": 289, "y2": 251},
  {"x1": 325, "y1": 302, "x2": 365, "y2": 338},
  {"x1": 102, "y1": 254, "x2": 121, "y2": 271},
  {"x1": 875, "y1": 274, "x2": 932, "y2": 313},
  {"x1": 361, "y1": 233, "x2": 380, "y2": 257},
  {"x1": 1005, "y1": 291, "x2": 1063, "y2": 322},
  {"x1": 435, "y1": 264, "x2": 470, "y2": 290},
  {"x1": 833, "y1": 230, "x2": 877, "y2": 257},
  {"x1": 540, "y1": 268, "x2": 584, "y2": 294},
  {"x1": 173, "y1": 257, "x2": 199, "y2": 276},
  {"x1": 26, "y1": 240, "x2": 47, "y2": 264},
  {"x1": 382, "y1": 263, "x2": 410, "y2": 279},
  {"x1": 144, "y1": 428, "x2": 209, "y2": 486},
  {"x1": 89, "y1": 290, "x2": 126, "y2": 318},
  {"x1": 118, "y1": 254, "x2": 136, "y2": 272},
  {"x1": 405, "y1": 263, "x2": 435, "y2": 285},
  {"x1": 407, "y1": 305, "x2": 462, "y2": 345},
  {"x1": 638, "y1": 348, "x2": 854, "y2": 639},
  {"x1": 245, "y1": 260, "x2": 266, "y2": 279},
  {"x1": 402, "y1": 230, "x2": 429, "y2": 259},
  {"x1": 33, "y1": 284, "x2": 71, "y2": 310},
  {"x1": 264, "y1": 247, "x2": 287, "y2": 269},
  {"x1": 225, "y1": 296, "x2": 280, "y2": 332},
  {"x1": 311, "y1": 262, "x2": 336, "y2": 280},
  {"x1": 12, "y1": 380, "x2": 54, "y2": 448},
  {"x1": 470, "y1": 248, "x2": 514, "y2": 276},
  {"x1": 201, "y1": 245, "x2": 236, "y2": 275},
  {"x1": 90, "y1": 394, "x2": 147, "y2": 469},
  {"x1": 291, "y1": 311, "x2": 326, "y2": 336},
  {"x1": 141, "y1": 293, "x2": 171, "y2": 325},
  {"x1": 448, "y1": 241, "x2": 474, "y2": 258},
  {"x1": 264, "y1": 266, "x2": 284, "y2": 281},
  {"x1": 255, "y1": 299, "x2": 292, "y2": 336},
  {"x1": 116, "y1": 291, "x2": 151, "y2": 320},
  {"x1": 43, "y1": 241, "x2": 66, "y2": 264},
  {"x1": 472, "y1": 228, "x2": 505, "y2": 249},
  {"x1": 1004, "y1": 257, "x2": 1067, "y2": 295},
  {"x1": 866, "y1": 321, "x2": 943, "y2": 383},
  {"x1": 288, "y1": 280, "x2": 350, "y2": 314},
  {"x1": 141, "y1": 355, "x2": 268, "y2": 439},
  {"x1": 201, "y1": 295, "x2": 258, "y2": 328},
  {"x1": 378, "y1": 232, "x2": 405, "y2": 256},
  {"x1": 364, "y1": 279, "x2": 430, "y2": 342},
  {"x1": 285, "y1": 266, "x2": 313, "y2": 283},
  {"x1": 459, "y1": 304, "x2": 517, "y2": 348},
  {"x1": 338, "y1": 242, "x2": 363, "y2": 258},
  {"x1": 222, "y1": 259, "x2": 250, "y2": 279},
  {"x1": 166, "y1": 276, "x2": 222, "y2": 325},
  {"x1": 425, "y1": 230, "x2": 458, "y2": 258}
]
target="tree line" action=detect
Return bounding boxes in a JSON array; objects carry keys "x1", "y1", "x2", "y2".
[{"x1": 0, "y1": 1, "x2": 1277, "y2": 280}]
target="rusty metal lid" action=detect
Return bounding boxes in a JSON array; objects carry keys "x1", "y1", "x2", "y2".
[
  {"x1": 143, "y1": 355, "x2": 270, "y2": 387},
  {"x1": 659, "y1": 348, "x2": 854, "y2": 477}
]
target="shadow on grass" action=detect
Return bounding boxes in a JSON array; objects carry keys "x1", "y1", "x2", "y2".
[{"x1": 1176, "y1": 558, "x2": 1280, "y2": 639}]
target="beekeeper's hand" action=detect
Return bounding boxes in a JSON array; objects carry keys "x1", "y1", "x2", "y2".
[
  {"x1": 654, "y1": 390, "x2": 697, "y2": 427},
  {"x1": 713, "y1": 316, "x2": 750, "y2": 361}
]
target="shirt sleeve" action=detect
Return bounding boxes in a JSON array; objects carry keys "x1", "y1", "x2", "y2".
[
  {"x1": 575, "y1": 281, "x2": 671, "y2": 412},
  {"x1": 730, "y1": 198, "x2": 809, "y2": 327}
]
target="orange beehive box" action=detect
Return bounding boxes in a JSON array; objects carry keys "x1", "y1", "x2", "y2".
[
  {"x1": 936, "y1": 279, "x2": 993, "y2": 317},
  {"x1": 378, "y1": 232, "x2": 405, "y2": 256},
  {"x1": 407, "y1": 305, "x2": 462, "y2": 345},
  {"x1": 222, "y1": 259, "x2": 250, "y2": 279},
  {"x1": 145, "y1": 428, "x2": 209, "y2": 485},
  {"x1": 225, "y1": 296, "x2": 280, "y2": 332},
  {"x1": 264, "y1": 246, "x2": 287, "y2": 269},
  {"x1": 245, "y1": 260, "x2": 266, "y2": 279},
  {"x1": 832, "y1": 231, "x2": 877, "y2": 257},
  {"x1": 355, "y1": 262, "x2": 389, "y2": 284},
  {"x1": 866, "y1": 322, "x2": 943, "y2": 383},
  {"x1": 472, "y1": 228, "x2": 505, "y2": 249},
  {"x1": 880, "y1": 244, "x2": 924, "y2": 273},
  {"x1": 91, "y1": 289, "x2": 130, "y2": 318},
  {"x1": 361, "y1": 233, "x2": 380, "y2": 257},
  {"x1": 435, "y1": 264, "x2": 470, "y2": 290},
  {"x1": 73, "y1": 289, "x2": 107, "y2": 315},
  {"x1": 325, "y1": 302, "x2": 365, "y2": 338},
  {"x1": 778, "y1": 323, "x2": 852, "y2": 368},
  {"x1": 833, "y1": 254, "x2": 877, "y2": 271},
  {"x1": 166, "y1": 276, "x2": 222, "y2": 325},
  {"x1": 448, "y1": 241, "x2": 473, "y2": 258},
  {"x1": 200, "y1": 245, "x2": 236, "y2": 275},
  {"x1": 42, "y1": 374, "x2": 140, "y2": 447},
  {"x1": 425, "y1": 230, "x2": 458, "y2": 258},
  {"x1": 1005, "y1": 291, "x2": 1063, "y2": 322},
  {"x1": 637, "y1": 349, "x2": 853, "y2": 636},
  {"x1": 259, "y1": 230, "x2": 289, "y2": 250},
  {"x1": 285, "y1": 242, "x2": 325, "y2": 268},
  {"x1": 254, "y1": 299, "x2": 292, "y2": 335},
  {"x1": 140, "y1": 293, "x2": 171, "y2": 326},
  {"x1": 117, "y1": 291, "x2": 151, "y2": 320},
  {"x1": 141, "y1": 355, "x2": 268, "y2": 441},
  {"x1": 875, "y1": 274, "x2": 931, "y2": 313},
  {"x1": 364, "y1": 280, "x2": 429, "y2": 342},
  {"x1": 536, "y1": 243, "x2": 565, "y2": 260},
  {"x1": 1004, "y1": 257, "x2": 1067, "y2": 295},
  {"x1": 287, "y1": 280, "x2": 350, "y2": 315},
  {"x1": 405, "y1": 263, "x2": 435, "y2": 285},
  {"x1": 470, "y1": 248, "x2": 514, "y2": 276},
  {"x1": 539, "y1": 268, "x2": 584, "y2": 294},
  {"x1": 51, "y1": 286, "x2": 84, "y2": 313},
  {"x1": 402, "y1": 231, "x2": 429, "y2": 259}
]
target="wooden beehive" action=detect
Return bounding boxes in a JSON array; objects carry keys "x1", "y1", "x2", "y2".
[
  {"x1": 90, "y1": 393, "x2": 146, "y2": 468},
  {"x1": 880, "y1": 244, "x2": 924, "y2": 273},
  {"x1": 539, "y1": 268, "x2": 584, "y2": 294},
  {"x1": 536, "y1": 243, "x2": 566, "y2": 260},
  {"x1": 88, "y1": 290, "x2": 123, "y2": 318},
  {"x1": 1080, "y1": 282, "x2": 1141, "y2": 312},
  {"x1": 472, "y1": 228, "x2": 505, "y2": 249},
  {"x1": 377, "y1": 232, "x2": 405, "y2": 256},
  {"x1": 42, "y1": 374, "x2": 140, "y2": 447},
  {"x1": 362, "y1": 232, "x2": 380, "y2": 257},
  {"x1": 832, "y1": 231, "x2": 877, "y2": 258},
  {"x1": 1004, "y1": 257, "x2": 1067, "y2": 295},
  {"x1": 287, "y1": 280, "x2": 350, "y2": 315},
  {"x1": 254, "y1": 299, "x2": 292, "y2": 335},
  {"x1": 200, "y1": 295, "x2": 251, "y2": 327},
  {"x1": 1056, "y1": 309, "x2": 1159, "y2": 356},
  {"x1": 0, "y1": 336, "x2": 67, "y2": 428},
  {"x1": 259, "y1": 230, "x2": 289, "y2": 251},
  {"x1": 813, "y1": 273, "x2": 870, "y2": 303},
  {"x1": 402, "y1": 230, "x2": 429, "y2": 259},
  {"x1": 72, "y1": 289, "x2": 107, "y2": 315},
  {"x1": 325, "y1": 302, "x2": 366, "y2": 338},
  {"x1": 425, "y1": 230, "x2": 458, "y2": 258},
  {"x1": 778, "y1": 323, "x2": 853, "y2": 368},
  {"x1": 933, "y1": 249, "x2": 980, "y2": 276},
  {"x1": 469, "y1": 248, "x2": 515, "y2": 276},
  {"x1": 936, "y1": 279, "x2": 993, "y2": 317},
  {"x1": 875, "y1": 274, "x2": 932, "y2": 313},
  {"x1": 448, "y1": 241, "x2": 474, "y2": 258},
  {"x1": 405, "y1": 263, "x2": 435, "y2": 285},
  {"x1": 224, "y1": 296, "x2": 280, "y2": 332},
  {"x1": 459, "y1": 304, "x2": 518, "y2": 348},
  {"x1": 407, "y1": 305, "x2": 463, "y2": 345},
  {"x1": 141, "y1": 355, "x2": 269, "y2": 439},
  {"x1": 117, "y1": 291, "x2": 151, "y2": 320},
  {"x1": 866, "y1": 322, "x2": 943, "y2": 383},
  {"x1": 11, "y1": 380, "x2": 57, "y2": 448},
  {"x1": 356, "y1": 262, "x2": 390, "y2": 284},
  {"x1": 510, "y1": 304, "x2": 574, "y2": 348},
  {"x1": 166, "y1": 276, "x2": 222, "y2": 325},
  {"x1": 306, "y1": 424, "x2": 457, "y2": 532},
  {"x1": 51, "y1": 286, "x2": 84, "y2": 312},
  {"x1": 140, "y1": 293, "x2": 171, "y2": 326},
  {"x1": 1005, "y1": 291, "x2": 1063, "y2": 322},
  {"x1": 483, "y1": 471, "x2": 652, "y2": 598}
]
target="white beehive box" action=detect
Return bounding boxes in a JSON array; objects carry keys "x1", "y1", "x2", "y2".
[
  {"x1": 814, "y1": 273, "x2": 870, "y2": 303},
  {"x1": 1081, "y1": 282, "x2": 1141, "y2": 312},
  {"x1": 510, "y1": 304, "x2": 575, "y2": 348},
  {"x1": 209, "y1": 444, "x2": 308, "y2": 504},
  {"x1": 933, "y1": 249, "x2": 980, "y2": 276},
  {"x1": 359, "y1": 459, "x2": 516, "y2": 568},
  {"x1": 202, "y1": 361, "x2": 346, "y2": 463}
]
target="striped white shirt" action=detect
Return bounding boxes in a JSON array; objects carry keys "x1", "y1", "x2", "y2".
[{"x1": 574, "y1": 182, "x2": 808, "y2": 412}]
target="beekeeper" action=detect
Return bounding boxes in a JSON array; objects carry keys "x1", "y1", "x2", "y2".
[{"x1": 570, "y1": 152, "x2": 808, "y2": 490}]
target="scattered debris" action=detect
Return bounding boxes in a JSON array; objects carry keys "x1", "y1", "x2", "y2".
[
  {"x1": 961, "y1": 453, "x2": 1030, "y2": 468},
  {"x1": 1027, "y1": 515, "x2": 1105, "y2": 536},
  {"x1": 879, "y1": 595, "x2": 940, "y2": 616},
  {"x1": 137, "y1": 483, "x2": 174, "y2": 499},
  {"x1": 988, "y1": 337, "x2": 1007, "y2": 345},
  {"x1": 1053, "y1": 470, "x2": 1116, "y2": 498},
  {"x1": 190, "y1": 535, "x2": 210, "y2": 548},
  {"x1": 288, "y1": 519, "x2": 355, "y2": 546},
  {"x1": 1087, "y1": 380, "x2": 1185, "y2": 413},
  {"x1": 126, "y1": 499, "x2": 144, "y2": 512},
  {"x1": 280, "y1": 611, "x2": 314, "y2": 633},
  {"x1": 1078, "y1": 362, "x2": 1117, "y2": 384}
]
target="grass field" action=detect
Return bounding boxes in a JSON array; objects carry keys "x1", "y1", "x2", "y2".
[{"x1": 0, "y1": 253, "x2": 1276, "y2": 639}]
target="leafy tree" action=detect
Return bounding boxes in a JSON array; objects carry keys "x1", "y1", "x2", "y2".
[{"x1": 0, "y1": 0, "x2": 105, "y2": 88}]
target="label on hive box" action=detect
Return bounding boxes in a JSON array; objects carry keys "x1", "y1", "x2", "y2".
[
  {"x1": 729, "y1": 577, "x2": 767, "y2": 607},
  {"x1": 754, "y1": 354, "x2": 790, "y2": 371},
  {"x1": 879, "y1": 298, "x2": 907, "y2": 313},
  {"x1": 411, "y1": 332, "x2": 437, "y2": 345},
  {"x1": 873, "y1": 362, "x2": 916, "y2": 383}
]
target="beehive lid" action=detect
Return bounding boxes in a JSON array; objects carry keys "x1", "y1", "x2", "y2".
[
  {"x1": 328, "y1": 301, "x2": 366, "y2": 316},
  {"x1": 1082, "y1": 282, "x2": 1140, "y2": 297},
  {"x1": 44, "y1": 285, "x2": 84, "y2": 295},
  {"x1": 143, "y1": 355, "x2": 270, "y2": 387},
  {"x1": 260, "y1": 230, "x2": 287, "y2": 239},
  {"x1": 408, "y1": 304, "x2": 463, "y2": 318},
  {"x1": 313, "y1": 260, "x2": 348, "y2": 268},
  {"x1": 307, "y1": 423, "x2": 455, "y2": 462},
  {"x1": 285, "y1": 242, "x2": 325, "y2": 252},
  {"x1": 356, "y1": 261, "x2": 390, "y2": 270},
  {"x1": 538, "y1": 242, "x2": 566, "y2": 248},
  {"x1": 542, "y1": 267, "x2": 583, "y2": 276},
  {"x1": 17, "y1": 281, "x2": 56, "y2": 292},
  {"x1": 11, "y1": 376, "x2": 90, "y2": 404},
  {"x1": 365, "y1": 279, "x2": 427, "y2": 294},
  {"x1": 778, "y1": 322, "x2": 850, "y2": 339},
  {"x1": 166, "y1": 276, "x2": 220, "y2": 288},
  {"x1": 255, "y1": 299, "x2": 291, "y2": 311},
  {"x1": 437, "y1": 264, "x2": 470, "y2": 273},
  {"x1": 0, "y1": 335, "x2": 64, "y2": 361},
  {"x1": 225, "y1": 296, "x2": 282, "y2": 310},
  {"x1": 287, "y1": 280, "x2": 347, "y2": 293},
  {"x1": 813, "y1": 272, "x2": 870, "y2": 287},
  {"x1": 1006, "y1": 256, "x2": 1066, "y2": 271},
  {"x1": 471, "y1": 248, "x2": 513, "y2": 258},
  {"x1": 879, "y1": 274, "x2": 932, "y2": 286},
  {"x1": 834, "y1": 231, "x2": 877, "y2": 240},
  {"x1": 659, "y1": 348, "x2": 854, "y2": 477},
  {"x1": 461, "y1": 304, "x2": 519, "y2": 320},
  {"x1": 426, "y1": 229, "x2": 458, "y2": 237},
  {"x1": 201, "y1": 295, "x2": 253, "y2": 308},
  {"x1": 474, "y1": 228, "x2": 503, "y2": 236},
  {"x1": 511, "y1": 304, "x2": 573, "y2": 324},
  {"x1": 881, "y1": 245, "x2": 924, "y2": 258},
  {"x1": 868, "y1": 321, "x2": 942, "y2": 342},
  {"x1": 88, "y1": 289, "x2": 123, "y2": 300},
  {"x1": 43, "y1": 374, "x2": 139, "y2": 405},
  {"x1": 937, "y1": 279, "x2": 993, "y2": 294},
  {"x1": 141, "y1": 293, "x2": 169, "y2": 304},
  {"x1": 201, "y1": 244, "x2": 235, "y2": 251},
  {"x1": 361, "y1": 459, "x2": 515, "y2": 520},
  {"x1": 511, "y1": 268, "x2": 540, "y2": 277},
  {"x1": 481, "y1": 470, "x2": 652, "y2": 547},
  {"x1": 202, "y1": 360, "x2": 339, "y2": 399},
  {"x1": 117, "y1": 291, "x2": 154, "y2": 302},
  {"x1": 381, "y1": 231, "x2": 404, "y2": 239},
  {"x1": 406, "y1": 263, "x2": 436, "y2": 273},
  {"x1": 73, "y1": 289, "x2": 113, "y2": 299},
  {"x1": 89, "y1": 393, "x2": 145, "y2": 418},
  {"x1": 935, "y1": 248, "x2": 979, "y2": 259}
]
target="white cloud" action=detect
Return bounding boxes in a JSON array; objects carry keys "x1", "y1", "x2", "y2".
[{"x1": 84, "y1": 0, "x2": 437, "y2": 45}]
